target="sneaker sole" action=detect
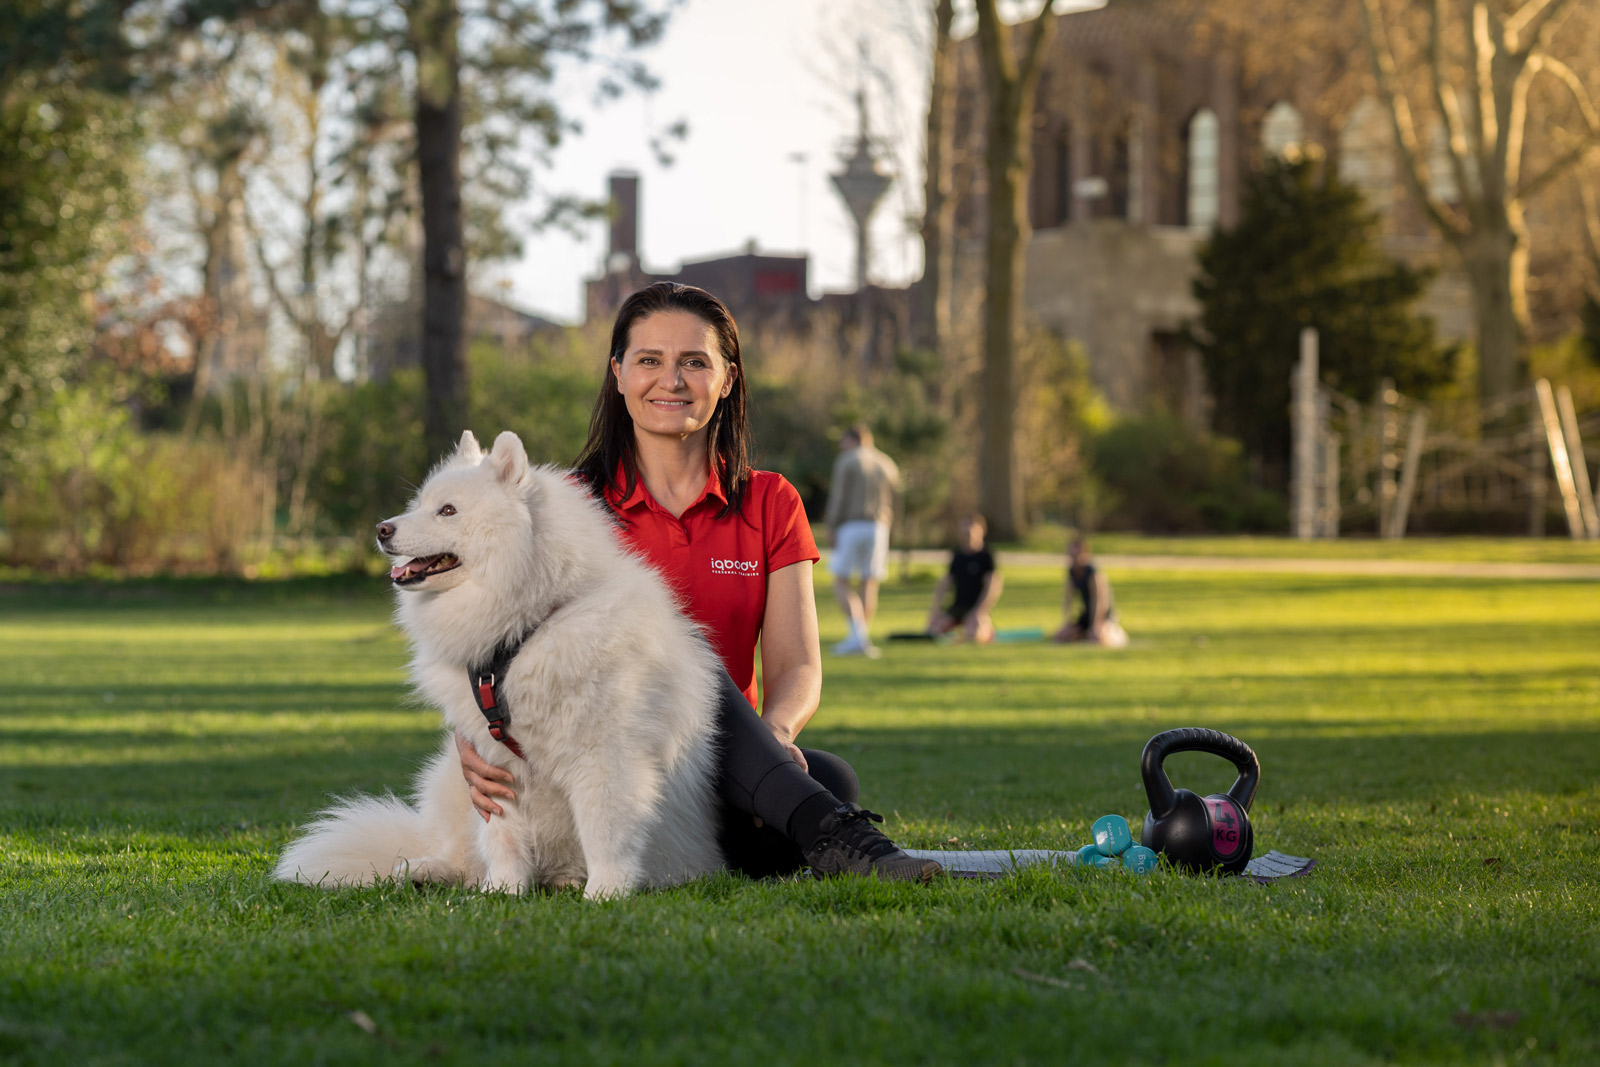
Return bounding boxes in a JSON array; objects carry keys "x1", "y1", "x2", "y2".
[{"x1": 808, "y1": 859, "x2": 944, "y2": 883}]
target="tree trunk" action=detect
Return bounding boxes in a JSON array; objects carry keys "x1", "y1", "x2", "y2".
[
  {"x1": 913, "y1": 0, "x2": 956, "y2": 357},
  {"x1": 981, "y1": 106, "x2": 1029, "y2": 542},
  {"x1": 413, "y1": 0, "x2": 468, "y2": 464},
  {"x1": 974, "y1": 2, "x2": 1052, "y2": 543},
  {"x1": 1460, "y1": 221, "x2": 1527, "y2": 402},
  {"x1": 185, "y1": 151, "x2": 249, "y2": 437}
]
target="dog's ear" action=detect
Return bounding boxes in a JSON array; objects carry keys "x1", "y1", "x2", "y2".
[
  {"x1": 488, "y1": 431, "x2": 529, "y2": 486},
  {"x1": 453, "y1": 430, "x2": 484, "y2": 466}
]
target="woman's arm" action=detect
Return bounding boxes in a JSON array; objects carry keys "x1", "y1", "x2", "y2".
[
  {"x1": 977, "y1": 570, "x2": 1004, "y2": 612},
  {"x1": 757, "y1": 560, "x2": 823, "y2": 765}
]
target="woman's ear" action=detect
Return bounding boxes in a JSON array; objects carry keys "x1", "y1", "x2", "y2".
[
  {"x1": 612, "y1": 356, "x2": 624, "y2": 393},
  {"x1": 721, "y1": 364, "x2": 737, "y2": 398}
]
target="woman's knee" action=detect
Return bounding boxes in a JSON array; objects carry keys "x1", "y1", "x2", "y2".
[{"x1": 800, "y1": 749, "x2": 859, "y2": 806}]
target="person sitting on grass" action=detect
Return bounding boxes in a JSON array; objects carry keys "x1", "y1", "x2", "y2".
[
  {"x1": 925, "y1": 514, "x2": 1003, "y2": 645},
  {"x1": 1052, "y1": 536, "x2": 1128, "y2": 648}
]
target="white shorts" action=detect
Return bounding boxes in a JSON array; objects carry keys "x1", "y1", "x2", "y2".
[{"x1": 830, "y1": 520, "x2": 890, "y2": 581}]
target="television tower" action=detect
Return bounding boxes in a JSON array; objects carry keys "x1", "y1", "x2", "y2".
[{"x1": 830, "y1": 85, "x2": 893, "y2": 291}]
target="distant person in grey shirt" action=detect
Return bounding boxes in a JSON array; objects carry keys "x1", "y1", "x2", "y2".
[{"x1": 823, "y1": 424, "x2": 899, "y2": 658}]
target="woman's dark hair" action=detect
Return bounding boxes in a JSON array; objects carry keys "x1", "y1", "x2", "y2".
[{"x1": 574, "y1": 281, "x2": 751, "y2": 519}]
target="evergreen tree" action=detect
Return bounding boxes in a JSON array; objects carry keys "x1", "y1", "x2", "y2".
[
  {"x1": 1, "y1": 2, "x2": 143, "y2": 450},
  {"x1": 1191, "y1": 155, "x2": 1453, "y2": 482}
]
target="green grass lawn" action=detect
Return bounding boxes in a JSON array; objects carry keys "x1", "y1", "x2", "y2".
[
  {"x1": 1008, "y1": 525, "x2": 1600, "y2": 564},
  {"x1": 2, "y1": 567, "x2": 1597, "y2": 1065}
]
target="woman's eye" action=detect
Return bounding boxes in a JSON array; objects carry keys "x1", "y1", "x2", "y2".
[{"x1": 438, "y1": 504, "x2": 456, "y2": 517}]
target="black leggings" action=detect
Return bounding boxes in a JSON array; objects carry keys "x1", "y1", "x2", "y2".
[{"x1": 710, "y1": 669, "x2": 859, "y2": 878}]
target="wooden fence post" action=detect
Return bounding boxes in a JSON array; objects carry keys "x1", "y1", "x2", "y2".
[
  {"x1": 1321, "y1": 430, "x2": 1341, "y2": 538},
  {"x1": 1389, "y1": 408, "x2": 1428, "y2": 539},
  {"x1": 1554, "y1": 384, "x2": 1599, "y2": 538},
  {"x1": 1534, "y1": 379, "x2": 1587, "y2": 539},
  {"x1": 1528, "y1": 393, "x2": 1546, "y2": 537},
  {"x1": 1377, "y1": 379, "x2": 1398, "y2": 538},
  {"x1": 1291, "y1": 327, "x2": 1319, "y2": 539}
]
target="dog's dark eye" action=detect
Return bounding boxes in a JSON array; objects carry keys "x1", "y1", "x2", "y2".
[{"x1": 438, "y1": 504, "x2": 456, "y2": 517}]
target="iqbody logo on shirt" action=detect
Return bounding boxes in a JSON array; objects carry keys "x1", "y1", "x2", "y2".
[{"x1": 709, "y1": 558, "x2": 762, "y2": 577}]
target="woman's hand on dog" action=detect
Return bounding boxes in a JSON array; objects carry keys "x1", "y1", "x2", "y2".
[{"x1": 456, "y1": 732, "x2": 517, "y2": 821}]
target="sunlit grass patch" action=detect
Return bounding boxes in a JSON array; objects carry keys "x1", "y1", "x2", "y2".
[{"x1": 1, "y1": 569, "x2": 1596, "y2": 1065}]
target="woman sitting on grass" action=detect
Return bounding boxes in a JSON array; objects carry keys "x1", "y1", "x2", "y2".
[
  {"x1": 1051, "y1": 537, "x2": 1128, "y2": 648},
  {"x1": 454, "y1": 281, "x2": 941, "y2": 883},
  {"x1": 925, "y1": 514, "x2": 1003, "y2": 645}
]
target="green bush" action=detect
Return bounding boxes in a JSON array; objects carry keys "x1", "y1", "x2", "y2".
[
  {"x1": 0, "y1": 380, "x2": 269, "y2": 573},
  {"x1": 748, "y1": 342, "x2": 953, "y2": 545},
  {"x1": 1089, "y1": 414, "x2": 1285, "y2": 533},
  {"x1": 469, "y1": 344, "x2": 601, "y2": 469},
  {"x1": 307, "y1": 349, "x2": 601, "y2": 537}
]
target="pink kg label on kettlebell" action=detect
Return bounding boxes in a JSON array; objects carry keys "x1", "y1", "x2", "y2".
[{"x1": 1205, "y1": 797, "x2": 1244, "y2": 858}]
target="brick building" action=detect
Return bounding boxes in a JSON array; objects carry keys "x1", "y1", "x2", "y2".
[{"x1": 953, "y1": 0, "x2": 1471, "y2": 417}]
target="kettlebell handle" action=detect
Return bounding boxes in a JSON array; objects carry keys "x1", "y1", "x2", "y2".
[{"x1": 1141, "y1": 727, "x2": 1261, "y2": 818}]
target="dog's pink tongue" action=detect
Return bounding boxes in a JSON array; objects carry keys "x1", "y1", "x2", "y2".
[{"x1": 390, "y1": 557, "x2": 433, "y2": 580}]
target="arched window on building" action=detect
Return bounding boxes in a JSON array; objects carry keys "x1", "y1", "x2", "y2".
[
  {"x1": 1108, "y1": 119, "x2": 1131, "y2": 219},
  {"x1": 1261, "y1": 101, "x2": 1304, "y2": 159},
  {"x1": 1056, "y1": 125, "x2": 1074, "y2": 226},
  {"x1": 1187, "y1": 108, "x2": 1220, "y2": 232}
]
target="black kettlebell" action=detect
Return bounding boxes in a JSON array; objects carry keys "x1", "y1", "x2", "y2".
[{"x1": 1140, "y1": 727, "x2": 1260, "y2": 874}]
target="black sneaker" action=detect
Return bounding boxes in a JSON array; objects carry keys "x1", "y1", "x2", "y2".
[{"x1": 804, "y1": 806, "x2": 943, "y2": 883}]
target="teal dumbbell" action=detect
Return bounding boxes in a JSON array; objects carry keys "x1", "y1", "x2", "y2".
[
  {"x1": 1074, "y1": 844, "x2": 1117, "y2": 868},
  {"x1": 1091, "y1": 814, "x2": 1133, "y2": 857},
  {"x1": 1121, "y1": 845, "x2": 1159, "y2": 874}
]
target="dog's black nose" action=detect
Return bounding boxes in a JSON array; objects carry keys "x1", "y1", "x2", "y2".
[{"x1": 376, "y1": 521, "x2": 395, "y2": 543}]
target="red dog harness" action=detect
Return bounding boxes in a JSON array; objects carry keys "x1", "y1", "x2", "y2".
[{"x1": 468, "y1": 633, "x2": 535, "y2": 761}]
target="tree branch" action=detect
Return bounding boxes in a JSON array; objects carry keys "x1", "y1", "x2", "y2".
[
  {"x1": 1505, "y1": 0, "x2": 1573, "y2": 57},
  {"x1": 1516, "y1": 130, "x2": 1600, "y2": 202},
  {"x1": 1018, "y1": 0, "x2": 1058, "y2": 85},
  {"x1": 1578, "y1": 174, "x2": 1600, "y2": 290},
  {"x1": 1358, "y1": 0, "x2": 1466, "y2": 240},
  {"x1": 1428, "y1": 0, "x2": 1474, "y2": 218},
  {"x1": 240, "y1": 198, "x2": 307, "y2": 333},
  {"x1": 1474, "y1": 1, "x2": 1504, "y2": 179},
  {"x1": 1528, "y1": 54, "x2": 1600, "y2": 134},
  {"x1": 1462, "y1": 0, "x2": 1488, "y2": 166},
  {"x1": 974, "y1": 0, "x2": 1008, "y2": 83}
]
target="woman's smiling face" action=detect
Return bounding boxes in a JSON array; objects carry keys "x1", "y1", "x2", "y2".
[{"x1": 613, "y1": 310, "x2": 735, "y2": 443}]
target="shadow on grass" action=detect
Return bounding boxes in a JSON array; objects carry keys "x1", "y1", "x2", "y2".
[
  {"x1": 5, "y1": 716, "x2": 1594, "y2": 851},
  {"x1": 0, "y1": 681, "x2": 413, "y2": 717}
]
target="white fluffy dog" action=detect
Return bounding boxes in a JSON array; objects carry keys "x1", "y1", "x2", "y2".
[{"x1": 274, "y1": 430, "x2": 724, "y2": 898}]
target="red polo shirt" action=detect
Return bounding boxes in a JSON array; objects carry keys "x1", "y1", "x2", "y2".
[{"x1": 606, "y1": 467, "x2": 819, "y2": 709}]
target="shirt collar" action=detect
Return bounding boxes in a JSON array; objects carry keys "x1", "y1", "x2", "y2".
[{"x1": 609, "y1": 459, "x2": 726, "y2": 515}]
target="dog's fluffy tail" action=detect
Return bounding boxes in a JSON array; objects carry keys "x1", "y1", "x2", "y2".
[{"x1": 273, "y1": 793, "x2": 434, "y2": 888}]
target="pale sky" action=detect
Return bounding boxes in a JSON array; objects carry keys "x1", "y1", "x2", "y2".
[{"x1": 492, "y1": 0, "x2": 937, "y2": 324}]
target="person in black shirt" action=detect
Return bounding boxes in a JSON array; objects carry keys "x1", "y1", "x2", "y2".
[
  {"x1": 1052, "y1": 537, "x2": 1127, "y2": 647},
  {"x1": 926, "y1": 514, "x2": 1004, "y2": 644}
]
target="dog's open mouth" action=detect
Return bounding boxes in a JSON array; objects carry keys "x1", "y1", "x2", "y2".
[{"x1": 390, "y1": 554, "x2": 462, "y2": 585}]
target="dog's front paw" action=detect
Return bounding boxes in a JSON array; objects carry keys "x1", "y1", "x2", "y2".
[
  {"x1": 581, "y1": 878, "x2": 635, "y2": 901},
  {"x1": 542, "y1": 870, "x2": 584, "y2": 891},
  {"x1": 478, "y1": 872, "x2": 530, "y2": 895}
]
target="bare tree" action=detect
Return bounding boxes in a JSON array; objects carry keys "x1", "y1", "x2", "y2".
[
  {"x1": 1359, "y1": 0, "x2": 1600, "y2": 400},
  {"x1": 973, "y1": 0, "x2": 1056, "y2": 541},
  {"x1": 913, "y1": 0, "x2": 956, "y2": 357}
]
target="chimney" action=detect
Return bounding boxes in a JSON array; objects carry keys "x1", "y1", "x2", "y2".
[{"x1": 608, "y1": 172, "x2": 640, "y2": 269}]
